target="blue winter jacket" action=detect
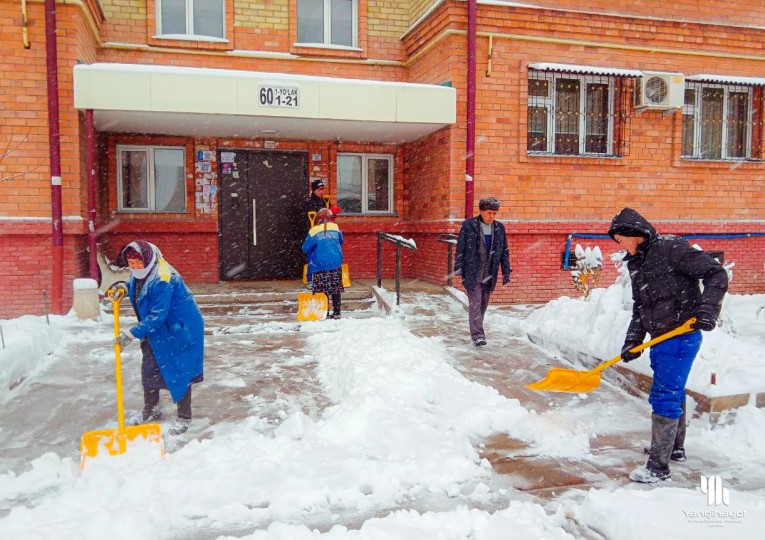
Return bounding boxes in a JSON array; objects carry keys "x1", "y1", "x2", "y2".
[
  {"x1": 302, "y1": 222, "x2": 344, "y2": 273},
  {"x1": 127, "y1": 258, "x2": 204, "y2": 403}
]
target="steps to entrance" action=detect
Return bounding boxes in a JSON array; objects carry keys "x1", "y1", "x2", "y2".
[{"x1": 101, "y1": 280, "x2": 381, "y2": 332}]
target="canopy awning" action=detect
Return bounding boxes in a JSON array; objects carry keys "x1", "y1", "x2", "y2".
[
  {"x1": 528, "y1": 62, "x2": 642, "y2": 77},
  {"x1": 73, "y1": 63, "x2": 456, "y2": 143},
  {"x1": 686, "y1": 74, "x2": 765, "y2": 86}
]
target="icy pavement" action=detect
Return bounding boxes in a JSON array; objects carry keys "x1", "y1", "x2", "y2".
[{"x1": 1, "y1": 282, "x2": 764, "y2": 539}]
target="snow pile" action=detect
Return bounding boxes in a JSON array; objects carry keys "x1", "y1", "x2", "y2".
[
  {"x1": 224, "y1": 501, "x2": 575, "y2": 539},
  {"x1": 0, "y1": 317, "x2": 574, "y2": 539},
  {"x1": 576, "y1": 483, "x2": 765, "y2": 539},
  {"x1": 0, "y1": 315, "x2": 79, "y2": 399}
]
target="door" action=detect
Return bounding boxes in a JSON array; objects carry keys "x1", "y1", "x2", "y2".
[{"x1": 219, "y1": 151, "x2": 308, "y2": 280}]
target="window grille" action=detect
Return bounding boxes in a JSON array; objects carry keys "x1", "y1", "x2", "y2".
[
  {"x1": 682, "y1": 82, "x2": 765, "y2": 160},
  {"x1": 527, "y1": 70, "x2": 632, "y2": 157}
]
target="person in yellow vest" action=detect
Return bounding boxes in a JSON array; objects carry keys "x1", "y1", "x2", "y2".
[{"x1": 302, "y1": 208, "x2": 344, "y2": 319}]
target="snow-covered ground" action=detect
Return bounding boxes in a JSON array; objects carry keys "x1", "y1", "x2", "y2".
[{"x1": 1, "y1": 273, "x2": 764, "y2": 539}]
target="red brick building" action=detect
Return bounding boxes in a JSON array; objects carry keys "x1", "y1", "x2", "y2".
[{"x1": 2, "y1": 0, "x2": 765, "y2": 318}]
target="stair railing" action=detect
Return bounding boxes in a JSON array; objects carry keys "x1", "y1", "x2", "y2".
[{"x1": 376, "y1": 232, "x2": 417, "y2": 306}]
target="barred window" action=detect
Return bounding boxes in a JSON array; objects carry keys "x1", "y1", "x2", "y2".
[
  {"x1": 527, "y1": 71, "x2": 631, "y2": 157},
  {"x1": 682, "y1": 83, "x2": 764, "y2": 160}
]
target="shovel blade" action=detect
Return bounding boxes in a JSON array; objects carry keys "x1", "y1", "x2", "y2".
[
  {"x1": 297, "y1": 292, "x2": 328, "y2": 321},
  {"x1": 525, "y1": 368, "x2": 603, "y2": 394},
  {"x1": 80, "y1": 423, "x2": 164, "y2": 470}
]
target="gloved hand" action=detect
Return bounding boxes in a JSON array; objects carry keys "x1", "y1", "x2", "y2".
[
  {"x1": 620, "y1": 340, "x2": 643, "y2": 362},
  {"x1": 114, "y1": 330, "x2": 135, "y2": 350},
  {"x1": 502, "y1": 274, "x2": 510, "y2": 286},
  {"x1": 693, "y1": 314, "x2": 716, "y2": 332}
]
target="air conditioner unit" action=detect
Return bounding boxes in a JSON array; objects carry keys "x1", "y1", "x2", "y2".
[{"x1": 635, "y1": 72, "x2": 685, "y2": 110}]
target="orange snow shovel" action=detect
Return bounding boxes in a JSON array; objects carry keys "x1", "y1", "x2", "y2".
[
  {"x1": 526, "y1": 318, "x2": 697, "y2": 394},
  {"x1": 80, "y1": 286, "x2": 164, "y2": 469},
  {"x1": 297, "y1": 291, "x2": 329, "y2": 321}
]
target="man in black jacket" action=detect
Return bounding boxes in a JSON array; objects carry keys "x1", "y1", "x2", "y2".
[
  {"x1": 305, "y1": 179, "x2": 330, "y2": 221},
  {"x1": 608, "y1": 207, "x2": 728, "y2": 483},
  {"x1": 455, "y1": 197, "x2": 512, "y2": 346}
]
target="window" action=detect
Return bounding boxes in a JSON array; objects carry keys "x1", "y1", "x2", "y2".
[
  {"x1": 527, "y1": 71, "x2": 631, "y2": 156},
  {"x1": 118, "y1": 146, "x2": 186, "y2": 212},
  {"x1": 337, "y1": 154, "x2": 393, "y2": 214},
  {"x1": 297, "y1": 0, "x2": 357, "y2": 47},
  {"x1": 157, "y1": 0, "x2": 224, "y2": 39},
  {"x1": 682, "y1": 82, "x2": 763, "y2": 160}
]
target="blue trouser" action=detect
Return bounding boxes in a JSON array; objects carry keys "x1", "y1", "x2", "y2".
[{"x1": 648, "y1": 330, "x2": 702, "y2": 419}]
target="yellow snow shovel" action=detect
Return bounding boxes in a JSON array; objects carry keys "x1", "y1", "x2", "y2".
[
  {"x1": 297, "y1": 291, "x2": 329, "y2": 321},
  {"x1": 526, "y1": 318, "x2": 697, "y2": 394},
  {"x1": 80, "y1": 286, "x2": 164, "y2": 470}
]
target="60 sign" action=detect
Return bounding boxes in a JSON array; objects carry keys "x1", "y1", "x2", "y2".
[{"x1": 259, "y1": 86, "x2": 300, "y2": 108}]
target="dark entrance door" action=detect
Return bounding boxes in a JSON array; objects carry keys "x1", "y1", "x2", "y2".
[{"x1": 218, "y1": 151, "x2": 307, "y2": 280}]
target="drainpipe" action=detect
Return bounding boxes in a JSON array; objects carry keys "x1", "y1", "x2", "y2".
[
  {"x1": 86, "y1": 110, "x2": 98, "y2": 280},
  {"x1": 45, "y1": 0, "x2": 64, "y2": 313},
  {"x1": 464, "y1": 0, "x2": 477, "y2": 219}
]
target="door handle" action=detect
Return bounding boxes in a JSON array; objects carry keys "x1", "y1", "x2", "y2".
[{"x1": 252, "y1": 199, "x2": 257, "y2": 246}]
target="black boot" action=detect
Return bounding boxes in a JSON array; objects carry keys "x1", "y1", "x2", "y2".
[
  {"x1": 643, "y1": 399, "x2": 687, "y2": 461},
  {"x1": 630, "y1": 414, "x2": 678, "y2": 483},
  {"x1": 672, "y1": 399, "x2": 687, "y2": 462}
]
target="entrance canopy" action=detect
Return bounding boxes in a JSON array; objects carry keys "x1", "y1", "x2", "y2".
[{"x1": 73, "y1": 63, "x2": 456, "y2": 143}]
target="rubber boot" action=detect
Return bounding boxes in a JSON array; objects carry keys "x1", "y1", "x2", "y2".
[
  {"x1": 630, "y1": 414, "x2": 678, "y2": 483},
  {"x1": 643, "y1": 399, "x2": 687, "y2": 461},
  {"x1": 672, "y1": 399, "x2": 687, "y2": 461}
]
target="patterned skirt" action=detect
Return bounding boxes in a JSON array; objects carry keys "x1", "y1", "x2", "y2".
[{"x1": 312, "y1": 268, "x2": 344, "y2": 296}]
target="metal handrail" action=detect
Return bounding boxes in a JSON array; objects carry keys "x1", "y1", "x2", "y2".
[
  {"x1": 437, "y1": 233, "x2": 459, "y2": 286},
  {"x1": 376, "y1": 232, "x2": 417, "y2": 306}
]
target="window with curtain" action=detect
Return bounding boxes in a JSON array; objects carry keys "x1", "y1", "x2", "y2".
[
  {"x1": 682, "y1": 82, "x2": 762, "y2": 160},
  {"x1": 118, "y1": 146, "x2": 186, "y2": 212},
  {"x1": 337, "y1": 154, "x2": 393, "y2": 214},
  {"x1": 527, "y1": 70, "x2": 631, "y2": 157},
  {"x1": 297, "y1": 0, "x2": 356, "y2": 47},
  {"x1": 157, "y1": 0, "x2": 225, "y2": 39}
]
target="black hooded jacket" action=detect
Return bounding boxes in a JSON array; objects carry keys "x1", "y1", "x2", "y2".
[{"x1": 608, "y1": 208, "x2": 728, "y2": 340}]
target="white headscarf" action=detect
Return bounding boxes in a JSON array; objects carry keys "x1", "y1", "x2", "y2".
[{"x1": 121, "y1": 240, "x2": 163, "y2": 280}]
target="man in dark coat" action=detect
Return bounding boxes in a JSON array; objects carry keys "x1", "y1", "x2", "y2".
[
  {"x1": 455, "y1": 197, "x2": 512, "y2": 346},
  {"x1": 304, "y1": 179, "x2": 330, "y2": 221},
  {"x1": 608, "y1": 207, "x2": 728, "y2": 483}
]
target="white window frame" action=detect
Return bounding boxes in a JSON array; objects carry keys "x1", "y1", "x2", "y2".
[
  {"x1": 527, "y1": 71, "x2": 616, "y2": 156},
  {"x1": 682, "y1": 83, "x2": 754, "y2": 160},
  {"x1": 337, "y1": 153, "x2": 394, "y2": 215},
  {"x1": 155, "y1": 0, "x2": 227, "y2": 41},
  {"x1": 117, "y1": 145, "x2": 187, "y2": 213},
  {"x1": 296, "y1": 0, "x2": 359, "y2": 48}
]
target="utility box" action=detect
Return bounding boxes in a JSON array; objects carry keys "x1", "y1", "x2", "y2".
[{"x1": 73, "y1": 278, "x2": 100, "y2": 320}]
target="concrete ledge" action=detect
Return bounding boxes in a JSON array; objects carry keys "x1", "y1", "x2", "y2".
[{"x1": 612, "y1": 364, "x2": 765, "y2": 419}]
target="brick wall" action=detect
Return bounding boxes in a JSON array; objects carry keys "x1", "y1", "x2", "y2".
[{"x1": 506, "y1": 0, "x2": 765, "y2": 28}]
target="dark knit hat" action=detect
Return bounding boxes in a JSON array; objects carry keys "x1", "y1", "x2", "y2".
[
  {"x1": 479, "y1": 197, "x2": 500, "y2": 211},
  {"x1": 311, "y1": 179, "x2": 326, "y2": 191}
]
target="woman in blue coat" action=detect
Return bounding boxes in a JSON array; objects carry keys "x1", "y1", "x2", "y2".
[
  {"x1": 302, "y1": 208, "x2": 344, "y2": 318},
  {"x1": 115, "y1": 240, "x2": 204, "y2": 436}
]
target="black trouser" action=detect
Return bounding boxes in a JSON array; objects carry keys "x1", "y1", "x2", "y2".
[
  {"x1": 331, "y1": 292, "x2": 341, "y2": 315},
  {"x1": 144, "y1": 386, "x2": 192, "y2": 420}
]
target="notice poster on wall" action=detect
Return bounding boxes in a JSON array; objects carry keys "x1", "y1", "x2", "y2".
[{"x1": 194, "y1": 146, "x2": 218, "y2": 216}]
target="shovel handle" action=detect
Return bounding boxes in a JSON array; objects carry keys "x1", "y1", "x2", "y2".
[{"x1": 593, "y1": 318, "x2": 697, "y2": 374}]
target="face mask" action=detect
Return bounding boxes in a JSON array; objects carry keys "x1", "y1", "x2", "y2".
[{"x1": 129, "y1": 266, "x2": 152, "y2": 280}]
